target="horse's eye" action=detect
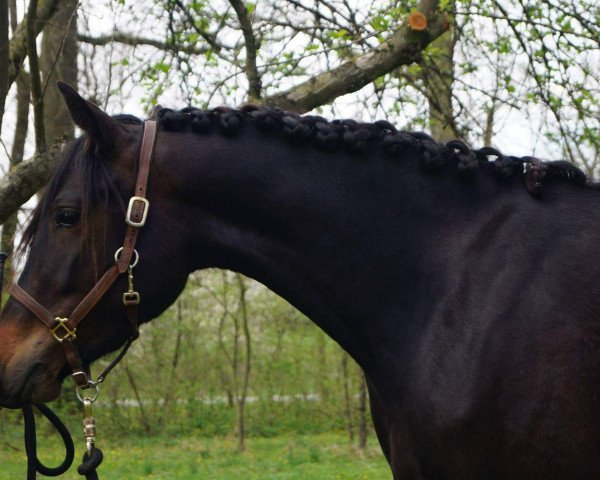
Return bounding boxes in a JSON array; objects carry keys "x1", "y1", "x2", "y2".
[{"x1": 55, "y1": 209, "x2": 80, "y2": 227}]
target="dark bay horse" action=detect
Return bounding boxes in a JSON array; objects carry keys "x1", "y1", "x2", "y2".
[{"x1": 0, "y1": 83, "x2": 598, "y2": 479}]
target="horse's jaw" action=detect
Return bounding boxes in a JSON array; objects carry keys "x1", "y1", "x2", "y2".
[{"x1": 0, "y1": 361, "x2": 63, "y2": 408}]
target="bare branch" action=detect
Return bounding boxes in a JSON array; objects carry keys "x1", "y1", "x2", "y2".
[
  {"x1": 7, "y1": 0, "x2": 61, "y2": 95},
  {"x1": 172, "y1": 0, "x2": 223, "y2": 53},
  {"x1": 77, "y1": 32, "x2": 210, "y2": 56},
  {"x1": 262, "y1": 0, "x2": 448, "y2": 113},
  {"x1": 26, "y1": 0, "x2": 47, "y2": 153},
  {"x1": 0, "y1": 141, "x2": 62, "y2": 224},
  {"x1": 228, "y1": 0, "x2": 261, "y2": 100}
]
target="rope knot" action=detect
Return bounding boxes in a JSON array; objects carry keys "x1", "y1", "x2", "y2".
[{"x1": 78, "y1": 448, "x2": 104, "y2": 479}]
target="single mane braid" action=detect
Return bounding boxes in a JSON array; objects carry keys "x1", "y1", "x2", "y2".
[{"x1": 156, "y1": 105, "x2": 587, "y2": 193}]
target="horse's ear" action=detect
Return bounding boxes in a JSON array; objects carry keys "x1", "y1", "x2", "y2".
[{"x1": 57, "y1": 81, "x2": 128, "y2": 153}]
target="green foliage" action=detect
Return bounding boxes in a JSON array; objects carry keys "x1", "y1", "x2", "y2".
[
  {"x1": 453, "y1": 0, "x2": 599, "y2": 164},
  {"x1": 369, "y1": 15, "x2": 389, "y2": 32}
]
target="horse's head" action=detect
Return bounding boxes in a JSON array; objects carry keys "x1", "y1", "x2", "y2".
[{"x1": 0, "y1": 84, "x2": 190, "y2": 408}]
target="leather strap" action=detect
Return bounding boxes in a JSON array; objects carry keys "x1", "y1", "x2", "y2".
[
  {"x1": 62, "y1": 340, "x2": 87, "y2": 386},
  {"x1": 9, "y1": 284, "x2": 56, "y2": 330},
  {"x1": 9, "y1": 284, "x2": 89, "y2": 386},
  {"x1": 7, "y1": 119, "x2": 157, "y2": 385},
  {"x1": 67, "y1": 267, "x2": 120, "y2": 330}
]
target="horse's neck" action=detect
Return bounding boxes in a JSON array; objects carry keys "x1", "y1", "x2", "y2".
[
  {"x1": 159, "y1": 129, "x2": 509, "y2": 382},
  {"x1": 158, "y1": 130, "x2": 438, "y2": 368}
]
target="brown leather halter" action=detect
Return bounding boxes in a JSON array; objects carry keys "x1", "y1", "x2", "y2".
[{"x1": 8, "y1": 119, "x2": 157, "y2": 390}]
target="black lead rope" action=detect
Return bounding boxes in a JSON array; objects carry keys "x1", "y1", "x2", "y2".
[
  {"x1": 22, "y1": 402, "x2": 103, "y2": 480},
  {"x1": 23, "y1": 404, "x2": 74, "y2": 479},
  {"x1": 77, "y1": 448, "x2": 103, "y2": 480}
]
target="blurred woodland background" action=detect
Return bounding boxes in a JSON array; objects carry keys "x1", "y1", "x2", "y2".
[{"x1": 0, "y1": 0, "x2": 598, "y2": 477}]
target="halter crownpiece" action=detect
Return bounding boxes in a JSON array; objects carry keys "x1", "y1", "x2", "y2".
[{"x1": 6, "y1": 119, "x2": 158, "y2": 479}]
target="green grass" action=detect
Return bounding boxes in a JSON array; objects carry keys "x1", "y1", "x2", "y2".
[{"x1": 0, "y1": 432, "x2": 391, "y2": 479}]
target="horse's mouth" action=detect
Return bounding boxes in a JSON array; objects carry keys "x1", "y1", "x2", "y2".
[
  {"x1": 0, "y1": 363, "x2": 62, "y2": 409},
  {"x1": 0, "y1": 395, "x2": 21, "y2": 409}
]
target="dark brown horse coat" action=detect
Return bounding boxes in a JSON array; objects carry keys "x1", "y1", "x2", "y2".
[{"x1": 0, "y1": 84, "x2": 598, "y2": 479}]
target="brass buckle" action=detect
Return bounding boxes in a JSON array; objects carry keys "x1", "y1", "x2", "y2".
[
  {"x1": 51, "y1": 317, "x2": 77, "y2": 343},
  {"x1": 126, "y1": 197, "x2": 149, "y2": 227},
  {"x1": 123, "y1": 292, "x2": 140, "y2": 306}
]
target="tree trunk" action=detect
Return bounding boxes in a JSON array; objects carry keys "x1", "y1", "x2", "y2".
[
  {"x1": 228, "y1": 0, "x2": 261, "y2": 101},
  {"x1": 236, "y1": 398, "x2": 246, "y2": 453},
  {"x1": 357, "y1": 369, "x2": 368, "y2": 451},
  {"x1": 317, "y1": 331, "x2": 329, "y2": 403},
  {"x1": 341, "y1": 352, "x2": 355, "y2": 442},
  {"x1": 1, "y1": 1, "x2": 28, "y2": 285},
  {"x1": 159, "y1": 298, "x2": 184, "y2": 426},
  {"x1": 0, "y1": 0, "x2": 9, "y2": 128},
  {"x1": 40, "y1": 0, "x2": 77, "y2": 144},
  {"x1": 0, "y1": 0, "x2": 66, "y2": 224},
  {"x1": 124, "y1": 364, "x2": 152, "y2": 434},
  {"x1": 6, "y1": 0, "x2": 61, "y2": 100},
  {"x1": 419, "y1": 4, "x2": 458, "y2": 143},
  {"x1": 234, "y1": 273, "x2": 251, "y2": 453},
  {"x1": 0, "y1": 72, "x2": 28, "y2": 290}
]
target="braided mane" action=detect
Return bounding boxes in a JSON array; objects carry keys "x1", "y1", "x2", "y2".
[
  {"x1": 16, "y1": 107, "x2": 589, "y2": 260},
  {"x1": 156, "y1": 105, "x2": 586, "y2": 192}
]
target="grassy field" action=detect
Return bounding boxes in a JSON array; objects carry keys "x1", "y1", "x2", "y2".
[{"x1": 0, "y1": 431, "x2": 391, "y2": 479}]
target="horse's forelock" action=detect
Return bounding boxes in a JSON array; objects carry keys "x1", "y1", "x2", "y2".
[{"x1": 19, "y1": 138, "x2": 86, "y2": 255}]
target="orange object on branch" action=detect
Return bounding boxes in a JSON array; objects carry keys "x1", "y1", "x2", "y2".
[{"x1": 408, "y1": 12, "x2": 428, "y2": 31}]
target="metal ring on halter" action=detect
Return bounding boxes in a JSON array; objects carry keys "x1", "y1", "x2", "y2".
[
  {"x1": 76, "y1": 382, "x2": 99, "y2": 403},
  {"x1": 114, "y1": 248, "x2": 139, "y2": 268}
]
